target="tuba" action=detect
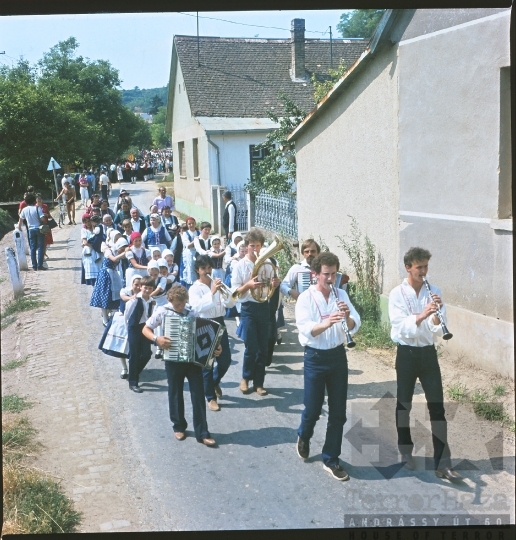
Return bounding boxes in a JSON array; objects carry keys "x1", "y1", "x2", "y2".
[{"x1": 249, "y1": 235, "x2": 286, "y2": 302}]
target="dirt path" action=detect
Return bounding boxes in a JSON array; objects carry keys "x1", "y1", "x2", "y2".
[{"x1": 1, "y1": 186, "x2": 514, "y2": 531}]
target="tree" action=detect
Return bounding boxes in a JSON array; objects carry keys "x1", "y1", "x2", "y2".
[
  {"x1": 311, "y1": 61, "x2": 348, "y2": 103},
  {"x1": 245, "y1": 94, "x2": 306, "y2": 196},
  {"x1": 337, "y1": 10, "x2": 385, "y2": 38},
  {"x1": 148, "y1": 94, "x2": 164, "y2": 115},
  {"x1": 0, "y1": 38, "x2": 150, "y2": 200},
  {"x1": 150, "y1": 106, "x2": 169, "y2": 148}
]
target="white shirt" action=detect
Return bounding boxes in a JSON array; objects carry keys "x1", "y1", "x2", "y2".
[
  {"x1": 295, "y1": 285, "x2": 361, "y2": 349},
  {"x1": 389, "y1": 279, "x2": 444, "y2": 346},
  {"x1": 225, "y1": 200, "x2": 236, "y2": 233},
  {"x1": 99, "y1": 173, "x2": 110, "y2": 186},
  {"x1": 145, "y1": 303, "x2": 195, "y2": 331},
  {"x1": 126, "y1": 246, "x2": 151, "y2": 262},
  {"x1": 231, "y1": 256, "x2": 256, "y2": 303},
  {"x1": 124, "y1": 293, "x2": 154, "y2": 325},
  {"x1": 194, "y1": 236, "x2": 211, "y2": 255},
  {"x1": 20, "y1": 205, "x2": 44, "y2": 228},
  {"x1": 189, "y1": 281, "x2": 225, "y2": 318},
  {"x1": 142, "y1": 225, "x2": 172, "y2": 245},
  {"x1": 280, "y1": 260, "x2": 311, "y2": 297}
]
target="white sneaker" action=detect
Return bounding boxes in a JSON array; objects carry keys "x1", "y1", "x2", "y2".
[{"x1": 42, "y1": 262, "x2": 49, "y2": 269}]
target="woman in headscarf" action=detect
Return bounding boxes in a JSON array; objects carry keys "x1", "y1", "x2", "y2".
[
  {"x1": 81, "y1": 214, "x2": 104, "y2": 286},
  {"x1": 180, "y1": 217, "x2": 200, "y2": 289},
  {"x1": 90, "y1": 237, "x2": 129, "y2": 325},
  {"x1": 142, "y1": 213, "x2": 172, "y2": 253},
  {"x1": 125, "y1": 231, "x2": 151, "y2": 286}
]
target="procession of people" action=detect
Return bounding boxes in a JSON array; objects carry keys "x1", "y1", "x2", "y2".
[{"x1": 16, "y1": 170, "x2": 461, "y2": 483}]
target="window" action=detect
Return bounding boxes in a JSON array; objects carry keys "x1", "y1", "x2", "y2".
[
  {"x1": 193, "y1": 138, "x2": 199, "y2": 179},
  {"x1": 249, "y1": 144, "x2": 270, "y2": 175},
  {"x1": 178, "y1": 141, "x2": 186, "y2": 177},
  {"x1": 498, "y1": 67, "x2": 511, "y2": 219}
]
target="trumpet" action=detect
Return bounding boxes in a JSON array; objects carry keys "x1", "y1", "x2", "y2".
[
  {"x1": 329, "y1": 284, "x2": 356, "y2": 348},
  {"x1": 422, "y1": 277, "x2": 453, "y2": 340},
  {"x1": 206, "y1": 274, "x2": 238, "y2": 307}
]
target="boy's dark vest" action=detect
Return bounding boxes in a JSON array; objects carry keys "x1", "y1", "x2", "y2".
[
  {"x1": 222, "y1": 201, "x2": 236, "y2": 232},
  {"x1": 127, "y1": 297, "x2": 153, "y2": 329}
]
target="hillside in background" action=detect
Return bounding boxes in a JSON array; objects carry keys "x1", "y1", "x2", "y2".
[{"x1": 122, "y1": 85, "x2": 168, "y2": 113}]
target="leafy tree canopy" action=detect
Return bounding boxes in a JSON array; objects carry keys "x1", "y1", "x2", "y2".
[
  {"x1": 245, "y1": 94, "x2": 306, "y2": 196},
  {"x1": 337, "y1": 10, "x2": 385, "y2": 38},
  {"x1": 311, "y1": 60, "x2": 348, "y2": 103},
  {"x1": 0, "y1": 38, "x2": 151, "y2": 200},
  {"x1": 121, "y1": 86, "x2": 168, "y2": 113}
]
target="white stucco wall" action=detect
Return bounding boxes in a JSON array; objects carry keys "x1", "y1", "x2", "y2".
[
  {"x1": 210, "y1": 132, "x2": 270, "y2": 189},
  {"x1": 295, "y1": 44, "x2": 401, "y2": 294},
  {"x1": 397, "y1": 10, "x2": 512, "y2": 321},
  {"x1": 170, "y1": 61, "x2": 211, "y2": 220}
]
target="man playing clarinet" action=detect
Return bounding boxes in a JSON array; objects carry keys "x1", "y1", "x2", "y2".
[
  {"x1": 389, "y1": 247, "x2": 461, "y2": 481},
  {"x1": 295, "y1": 252, "x2": 360, "y2": 481}
]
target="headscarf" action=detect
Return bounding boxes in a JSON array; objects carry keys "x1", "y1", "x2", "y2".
[
  {"x1": 229, "y1": 231, "x2": 243, "y2": 250},
  {"x1": 147, "y1": 260, "x2": 159, "y2": 271},
  {"x1": 129, "y1": 231, "x2": 141, "y2": 244},
  {"x1": 161, "y1": 249, "x2": 173, "y2": 258},
  {"x1": 114, "y1": 237, "x2": 128, "y2": 251},
  {"x1": 130, "y1": 274, "x2": 142, "y2": 287},
  {"x1": 157, "y1": 258, "x2": 168, "y2": 268}
]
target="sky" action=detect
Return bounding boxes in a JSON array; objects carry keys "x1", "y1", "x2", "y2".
[{"x1": 0, "y1": 10, "x2": 352, "y2": 90}]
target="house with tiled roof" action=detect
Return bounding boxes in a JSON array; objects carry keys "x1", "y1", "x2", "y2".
[
  {"x1": 288, "y1": 8, "x2": 512, "y2": 377},
  {"x1": 165, "y1": 19, "x2": 368, "y2": 224}
]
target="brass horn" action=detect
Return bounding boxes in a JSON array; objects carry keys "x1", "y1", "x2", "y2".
[{"x1": 249, "y1": 235, "x2": 286, "y2": 302}]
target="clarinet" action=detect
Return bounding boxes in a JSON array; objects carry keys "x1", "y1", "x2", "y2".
[
  {"x1": 422, "y1": 277, "x2": 453, "y2": 340},
  {"x1": 329, "y1": 284, "x2": 356, "y2": 348}
]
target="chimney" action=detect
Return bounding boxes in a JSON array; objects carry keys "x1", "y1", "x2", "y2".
[{"x1": 291, "y1": 18, "x2": 306, "y2": 81}]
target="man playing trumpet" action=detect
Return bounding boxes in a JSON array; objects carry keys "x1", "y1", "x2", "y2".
[
  {"x1": 295, "y1": 252, "x2": 360, "y2": 481},
  {"x1": 188, "y1": 255, "x2": 234, "y2": 412},
  {"x1": 389, "y1": 247, "x2": 461, "y2": 481}
]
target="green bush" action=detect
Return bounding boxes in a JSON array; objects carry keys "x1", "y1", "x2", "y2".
[{"x1": 0, "y1": 208, "x2": 15, "y2": 240}]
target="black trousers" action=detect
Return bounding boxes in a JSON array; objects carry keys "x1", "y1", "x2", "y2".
[
  {"x1": 164, "y1": 361, "x2": 210, "y2": 440},
  {"x1": 127, "y1": 323, "x2": 152, "y2": 385},
  {"x1": 395, "y1": 344, "x2": 451, "y2": 469}
]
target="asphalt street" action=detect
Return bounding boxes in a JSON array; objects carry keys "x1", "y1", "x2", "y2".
[{"x1": 69, "y1": 180, "x2": 514, "y2": 531}]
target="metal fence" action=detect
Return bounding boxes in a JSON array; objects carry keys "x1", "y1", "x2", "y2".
[
  {"x1": 254, "y1": 192, "x2": 298, "y2": 239},
  {"x1": 225, "y1": 184, "x2": 249, "y2": 232}
]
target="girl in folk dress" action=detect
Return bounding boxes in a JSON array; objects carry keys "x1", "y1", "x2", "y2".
[
  {"x1": 181, "y1": 217, "x2": 200, "y2": 288},
  {"x1": 161, "y1": 249, "x2": 179, "y2": 283},
  {"x1": 98, "y1": 274, "x2": 142, "y2": 379},
  {"x1": 90, "y1": 237, "x2": 129, "y2": 325},
  {"x1": 207, "y1": 236, "x2": 225, "y2": 281},
  {"x1": 81, "y1": 215, "x2": 103, "y2": 286},
  {"x1": 125, "y1": 232, "x2": 151, "y2": 286}
]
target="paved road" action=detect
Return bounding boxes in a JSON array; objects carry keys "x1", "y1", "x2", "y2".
[{"x1": 11, "y1": 178, "x2": 511, "y2": 532}]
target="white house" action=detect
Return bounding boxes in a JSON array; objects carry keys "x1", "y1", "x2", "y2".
[
  {"x1": 165, "y1": 20, "x2": 368, "y2": 231},
  {"x1": 288, "y1": 8, "x2": 512, "y2": 377}
]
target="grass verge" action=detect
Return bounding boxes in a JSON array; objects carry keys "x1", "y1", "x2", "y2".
[
  {"x1": 2, "y1": 394, "x2": 33, "y2": 413},
  {"x1": 1, "y1": 295, "x2": 50, "y2": 329},
  {"x1": 2, "y1": 354, "x2": 31, "y2": 371},
  {"x1": 2, "y1": 414, "x2": 82, "y2": 534},
  {"x1": 446, "y1": 382, "x2": 514, "y2": 432},
  {"x1": 353, "y1": 319, "x2": 395, "y2": 351}
]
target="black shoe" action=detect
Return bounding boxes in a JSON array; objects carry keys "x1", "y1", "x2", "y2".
[
  {"x1": 120, "y1": 369, "x2": 128, "y2": 380},
  {"x1": 435, "y1": 467, "x2": 462, "y2": 481},
  {"x1": 297, "y1": 437, "x2": 310, "y2": 460},
  {"x1": 129, "y1": 384, "x2": 143, "y2": 393},
  {"x1": 323, "y1": 463, "x2": 350, "y2": 481},
  {"x1": 276, "y1": 337, "x2": 283, "y2": 345},
  {"x1": 155, "y1": 350, "x2": 163, "y2": 359}
]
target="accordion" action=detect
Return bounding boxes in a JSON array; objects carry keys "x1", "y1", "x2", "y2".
[
  {"x1": 161, "y1": 311, "x2": 225, "y2": 369},
  {"x1": 297, "y1": 270, "x2": 346, "y2": 293},
  {"x1": 296, "y1": 270, "x2": 316, "y2": 294}
]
